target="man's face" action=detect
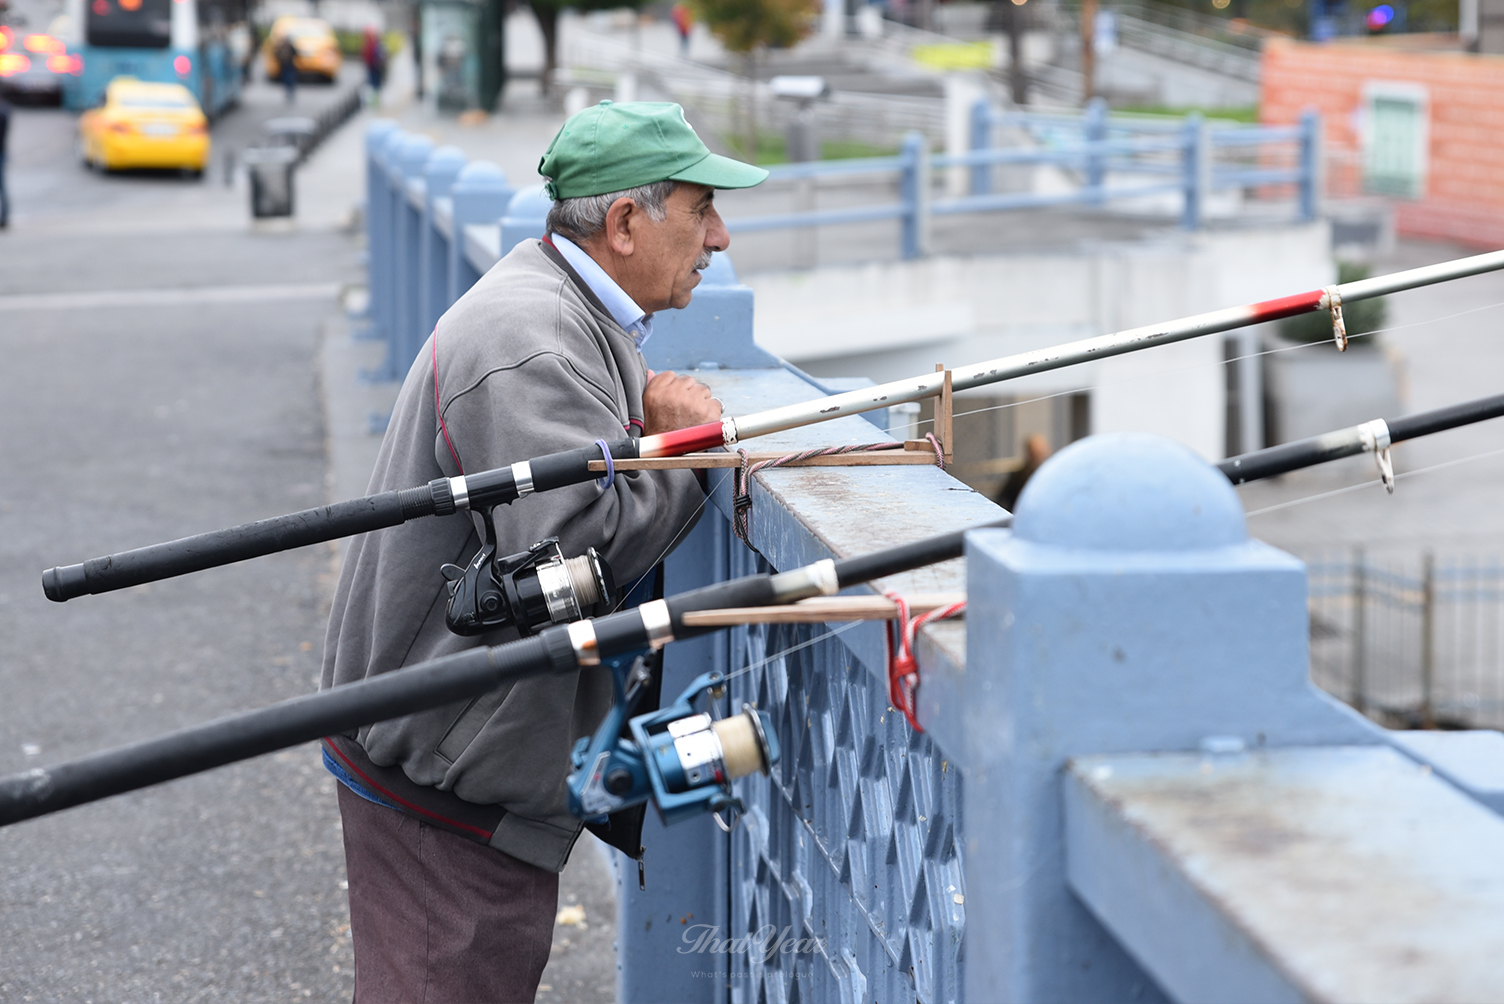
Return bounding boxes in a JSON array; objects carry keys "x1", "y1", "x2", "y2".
[{"x1": 629, "y1": 183, "x2": 730, "y2": 313}]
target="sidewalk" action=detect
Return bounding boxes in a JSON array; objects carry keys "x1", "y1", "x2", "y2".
[{"x1": 304, "y1": 74, "x2": 620, "y2": 1004}]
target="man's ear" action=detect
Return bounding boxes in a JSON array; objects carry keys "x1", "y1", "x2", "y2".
[{"x1": 604, "y1": 196, "x2": 637, "y2": 257}]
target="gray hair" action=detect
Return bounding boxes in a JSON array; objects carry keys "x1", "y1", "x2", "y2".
[{"x1": 545, "y1": 180, "x2": 677, "y2": 242}]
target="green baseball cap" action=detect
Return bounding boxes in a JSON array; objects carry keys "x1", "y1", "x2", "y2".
[{"x1": 539, "y1": 101, "x2": 768, "y2": 200}]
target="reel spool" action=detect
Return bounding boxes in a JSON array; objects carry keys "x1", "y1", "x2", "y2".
[
  {"x1": 567, "y1": 663, "x2": 780, "y2": 828},
  {"x1": 441, "y1": 529, "x2": 616, "y2": 637}
]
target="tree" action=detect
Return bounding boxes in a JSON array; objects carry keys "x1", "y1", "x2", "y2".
[
  {"x1": 529, "y1": 0, "x2": 647, "y2": 95},
  {"x1": 687, "y1": 0, "x2": 819, "y2": 159}
]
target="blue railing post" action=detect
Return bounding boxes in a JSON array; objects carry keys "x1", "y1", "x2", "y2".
[
  {"x1": 389, "y1": 133, "x2": 435, "y2": 377},
  {"x1": 1084, "y1": 95, "x2": 1108, "y2": 204},
  {"x1": 447, "y1": 162, "x2": 513, "y2": 303},
  {"x1": 421, "y1": 146, "x2": 468, "y2": 335},
  {"x1": 500, "y1": 185, "x2": 552, "y2": 256},
  {"x1": 899, "y1": 131, "x2": 931, "y2": 260},
  {"x1": 372, "y1": 128, "x2": 410, "y2": 371},
  {"x1": 924, "y1": 432, "x2": 1377, "y2": 1001},
  {"x1": 1298, "y1": 108, "x2": 1322, "y2": 222},
  {"x1": 970, "y1": 96, "x2": 993, "y2": 196},
  {"x1": 361, "y1": 120, "x2": 399, "y2": 344},
  {"x1": 1181, "y1": 111, "x2": 1207, "y2": 231}
]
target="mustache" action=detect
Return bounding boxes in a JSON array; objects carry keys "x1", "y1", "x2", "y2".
[{"x1": 694, "y1": 248, "x2": 714, "y2": 270}]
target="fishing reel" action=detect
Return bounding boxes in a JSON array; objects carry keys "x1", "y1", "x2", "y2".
[
  {"x1": 568, "y1": 655, "x2": 780, "y2": 828},
  {"x1": 440, "y1": 506, "x2": 616, "y2": 637}
]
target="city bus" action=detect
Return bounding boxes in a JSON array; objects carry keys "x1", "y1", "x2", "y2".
[{"x1": 60, "y1": 0, "x2": 250, "y2": 116}]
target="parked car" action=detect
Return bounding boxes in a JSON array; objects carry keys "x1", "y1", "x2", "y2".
[
  {"x1": 78, "y1": 77, "x2": 209, "y2": 175},
  {"x1": 260, "y1": 16, "x2": 340, "y2": 84},
  {"x1": 0, "y1": 16, "x2": 78, "y2": 105}
]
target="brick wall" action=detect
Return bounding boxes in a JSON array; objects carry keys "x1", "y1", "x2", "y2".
[{"x1": 1262, "y1": 38, "x2": 1504, "y2": 247}]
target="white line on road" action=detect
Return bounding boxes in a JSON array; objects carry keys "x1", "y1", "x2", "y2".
[{"x1": 0, "y1": 282, "x2": 344, "y2": 313}]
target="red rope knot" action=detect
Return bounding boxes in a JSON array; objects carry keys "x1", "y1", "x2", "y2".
[
  {"x1": 884, "y1": 591, "x2": 967, "y2": 732},
  {"x1": 924, "y1": 432, "x2": 945, "y2": 468}
]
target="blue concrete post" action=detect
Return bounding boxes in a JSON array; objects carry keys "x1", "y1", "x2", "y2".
[
  {"x1": 1180, "y1": 111, "x2": 1206, "y2": 231},
  {"x1": 970, "y1": 96, "x2": 992, "y2": 196},
  {"x1": 617, "y1": 514, "x2": 734, "y2": 1004},
  {"x1": 922, "y1": 433, "x2": 1378, "y2": 1003},
  {"x1": 645, "y1": 253, "x2": 778, "y2": 371},
  {"x1": 447, "y1": 162, "x2": 513, "y2": 303},
  {"x1": 1298, "y1": 108, "x2": 1322, "y2": 222},
  {"x1": 500, "y1": 184, "x2": 552, "y2": 256},
  {"x1": 899, "y1": 131, "x2": 930, "y2": 260},
  {"x1": 372, "y1": 128, "x2": 410, "y2": 365},
  {"x1": 420, "y1": 146, "x2": 468, "y2": 335},
  {"x1": 1084, "y1": 95, "x2": 1108, "y2": 204},
  {"x1": 389, "y1": 134, "x2": 435, "y2": 378},
  {"x1": 361, "y1": 120, "x2": 399, "y2": 342}
]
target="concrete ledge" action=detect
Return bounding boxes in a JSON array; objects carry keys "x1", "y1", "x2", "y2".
[
  {"x1": 1066, "y1": 746, "x2": 1504, "y2": 1004},
  {"x1": 695, "y1": 365, "x2": 1000, "y2": 677}
]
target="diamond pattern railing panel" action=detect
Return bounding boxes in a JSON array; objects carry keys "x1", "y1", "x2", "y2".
[{"x1": 718, "y1": 539, "x2": 966, "y2": 1004}]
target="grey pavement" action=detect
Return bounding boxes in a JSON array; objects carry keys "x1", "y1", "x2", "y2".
[{"x1": 0, "y1": 62, "x2": 615, "y2": 1003}]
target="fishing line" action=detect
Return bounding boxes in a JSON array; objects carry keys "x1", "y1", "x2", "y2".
[{"x1": 1243, "y1": 445, "x2": 1504, "y2": 518}]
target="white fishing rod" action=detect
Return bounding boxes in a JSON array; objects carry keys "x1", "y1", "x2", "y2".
[{"x1": 42, "y1": 249, "x2": 1504, "y2": 600}]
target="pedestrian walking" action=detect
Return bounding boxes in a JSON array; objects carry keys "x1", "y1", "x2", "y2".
[
  {"x1": 361, "y1": 26, "x2": 386, "y2": 107},
  {"x1": 670, "y1": 2, "x2": 693, "y2": 55},
  {"x1": 0, "y1": 91, "x2": 11, "y2": 229},
  {"x1": 275, "y1": 34, "x2": 297, "y2": 104}
]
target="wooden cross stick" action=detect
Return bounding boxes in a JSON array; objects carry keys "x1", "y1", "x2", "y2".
[{"x1": 680, "y1": 592, "x2": 966, "y2": 626}]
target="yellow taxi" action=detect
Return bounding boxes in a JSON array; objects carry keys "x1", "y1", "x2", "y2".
[
  {"x1": 261, "y1": 16, "x2": 342, "y2": 83},
  {"x1": 78, "y1": 78, "x2": 211, "y2": 175}
]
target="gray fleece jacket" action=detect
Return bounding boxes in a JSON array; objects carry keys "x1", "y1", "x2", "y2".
[{"x1": 321, "y1": 239, "x2": 704, "y2": 871}]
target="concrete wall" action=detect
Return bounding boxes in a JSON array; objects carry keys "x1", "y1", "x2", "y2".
[
  {"x1": 744, "y1": 223, "x2": 1332, "y2": 462},
  {"x1": 1262, "y1": 37, "x2": 1504, "y2": 247}
]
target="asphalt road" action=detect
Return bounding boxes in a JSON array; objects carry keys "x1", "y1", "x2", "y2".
[{"x1": 0, "y1": 74, "x2": 363, "y2": 1002}]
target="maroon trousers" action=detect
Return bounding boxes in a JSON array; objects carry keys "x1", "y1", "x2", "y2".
[{"x1": 337, "y1": 786, "x2": 558, "y2": 1003}]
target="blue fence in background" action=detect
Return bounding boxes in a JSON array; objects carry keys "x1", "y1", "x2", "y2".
[
  {"x1": 727, "y1": 97, "x2": 1321, "y2": 259},
  {"x1": 361, "y1": 120, "x2": 1504, "y2": 1004}
]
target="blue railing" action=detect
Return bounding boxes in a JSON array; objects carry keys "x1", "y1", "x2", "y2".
[
  {"x1": 361, "y1": 121, "x2": 1504, "y2": 1003},
  {"x1": 720, "y1": 98, "x2": 1322, "y2": 259}
]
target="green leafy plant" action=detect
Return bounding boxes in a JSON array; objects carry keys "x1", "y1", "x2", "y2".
[
  {"x1": 687, "y1": 0, "x2": 819, "y2": 159},
  {"x1": 1278, "y1": 262, "x2": 1388, "y2": 346}
]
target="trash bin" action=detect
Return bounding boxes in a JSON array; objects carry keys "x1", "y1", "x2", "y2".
[{"x1": 243, "y1": 145, "x2": 299, "y2": 218}]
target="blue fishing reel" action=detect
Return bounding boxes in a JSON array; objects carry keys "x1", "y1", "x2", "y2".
[{"x1": 567, "y1": 653, "x2": 780, "y2": 828}]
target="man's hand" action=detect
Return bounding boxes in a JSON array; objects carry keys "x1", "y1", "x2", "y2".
[{"x1": 642, "y1": 369, "x2": 721, "y2": 436}]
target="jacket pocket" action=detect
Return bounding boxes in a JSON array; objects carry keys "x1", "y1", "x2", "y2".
[{"x1": 433, "y1": 681, "x2": 514, "y2": 764}]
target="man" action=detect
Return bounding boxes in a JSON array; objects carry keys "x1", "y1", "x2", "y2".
[
  {"x1": 321, "y1": 101, "x2": 767, "y2": 1002},
  {"x1": 275, "y1": 32, "x2": 297, "y2": 104}
]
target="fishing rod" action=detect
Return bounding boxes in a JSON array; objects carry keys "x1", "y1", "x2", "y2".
[
  {"x1": 14, "y1": 388, "x2": 1504, "y2": 826},
  {"x1": 4, "y1": 520, "x2": 1002, "y2": 828},
  {"x1": 41, "y1": 249, "x2": 1504, "y2": 602},
  {"x1": 1217, "y1": 390, "x2": 1504, "y2": 492}
]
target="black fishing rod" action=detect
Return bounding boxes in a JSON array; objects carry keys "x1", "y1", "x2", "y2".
[
  {"x1": 3, "y1": 519, "x2": 1003, "y2": 827},
  {"x1": 1217, "y1": 390, "x2": 1504, "y2": 488},
  {"x1": 14, "y1": 389, "x2": 1503, "y2": 825}
]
